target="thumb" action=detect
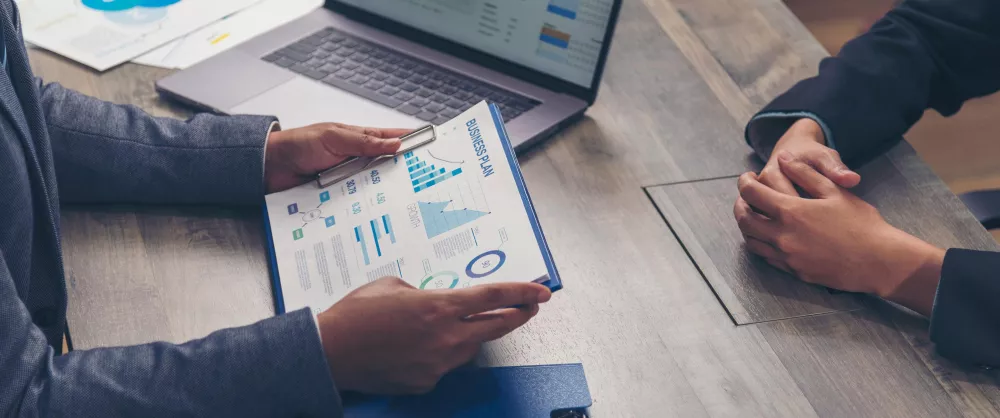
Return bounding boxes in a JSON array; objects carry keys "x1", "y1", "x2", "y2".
[{"x1": 811, "y1": 150, "x2": 861, "y2": 188}]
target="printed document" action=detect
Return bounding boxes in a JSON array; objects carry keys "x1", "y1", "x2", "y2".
[
  {"x1": 264, "y1": 102, "x2": 558, "y2": 314},
  {"x1": 17, "y1": 0, "x2": 259, "y2": 71},
  {"x1": 133, "y1": 0, "x2": 322, "y2": 69}
]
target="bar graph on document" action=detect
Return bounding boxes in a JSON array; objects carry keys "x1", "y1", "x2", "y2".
[
  {"x1": 354, "y1": 214, "x2": 398, "y2": 266},
  {"x1": 404, "y1": 151, "x2": 464, "y2": 193}
]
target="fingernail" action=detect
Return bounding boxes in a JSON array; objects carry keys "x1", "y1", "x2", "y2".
[
  {"x1": 777, "y1": 151, "x2": 793, "y2": 162},
  {"x1": 537, "y1": 289, "x2": 552, "y2": 303}
]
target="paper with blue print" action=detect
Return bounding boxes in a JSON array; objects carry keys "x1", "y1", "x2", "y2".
[
  {"x1": 264, "y1": 102, "x2": 556, "y2": 315},
  {"x1": 16, "y1": 0, "x2": 259, "y2": 70}
]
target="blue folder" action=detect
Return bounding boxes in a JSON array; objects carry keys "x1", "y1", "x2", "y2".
[{"x1": 342, "y1": 363, "x2": 592, "y2": 418}]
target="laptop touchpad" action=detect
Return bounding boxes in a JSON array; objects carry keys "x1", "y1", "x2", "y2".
[{"x1": 230, "y1": 77, "x2": 424, "y2": 130}]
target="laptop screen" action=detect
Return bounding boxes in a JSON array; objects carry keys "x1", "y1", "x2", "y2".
[{"x1": 335, "y1": 0, "x2": 616, "y2": 88}]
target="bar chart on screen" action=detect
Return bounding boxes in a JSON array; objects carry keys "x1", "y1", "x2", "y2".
[{"x1": 536, "y1": 0, "x2": 614, "y2": 74}]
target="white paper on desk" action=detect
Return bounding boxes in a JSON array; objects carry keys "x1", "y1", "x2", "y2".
[
  {"x1": 264, "y1": 102, "x2": 554, "y2": 315},
  {"x1": 132, "y1": 0, "x2": 322, "y2": 69},
  {"x1": 16, "y1": 0, "x2": 260, "y2": 71}
]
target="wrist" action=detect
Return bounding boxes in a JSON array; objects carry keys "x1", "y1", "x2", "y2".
[
  {"x1": 874, "y1": 229, "x2": 945, "y2": 316},
  {"x1": 782, "y1": 118, "x2": 826, "y2": 146},
  {"x1": 316, "y1": 311, "x2": 350, "y2": 390}
]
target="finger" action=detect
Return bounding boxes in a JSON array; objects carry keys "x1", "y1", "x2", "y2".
[
  {"x1": 744, "y1": 235, "x2": 785, "y2": 260},
  {"x1": 765, "y1": 258, "x2": 793, "y2": 274},
  {"x1": 737, "y1": 172, "x2": 791, "y2": 218},
  {"x1": 777, "y1": 151, "x2": 840, "y2": 198},
  {"x1": 321, "y1": 126, "x2": 403, "y2": 157},
  {"x1": 335, "y1": 124, "x2": 413, "y2": 139},
  {"x1": 463, "y1": 304, "x2": 539, "y2": 342},
  {"x1": 445, "y1": 282, "x2": 551, "y2": 316},
  {"x1": 758, "y1": 163, "x2": 799, "y2": 196},
  {"x1": 807, "y1": 149, "x2": 861, "y2": 189},
  {"x1": 734, "y1": 198, "x2": 780, "y2": 243}
]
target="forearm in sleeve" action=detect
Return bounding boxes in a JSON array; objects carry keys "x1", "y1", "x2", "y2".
[
  {"x1": 928, "y1": 249, "x2": 1000, "y2": 367},
  {"x1": 38, "y1": 80, "x2": 276, "y2": 205},
  {"x1": 3, "y1": 278, "x2": 341, "y2": 417},
  {"x1": 745, "y1": 0, "x2": 1000, "y2": 166}
]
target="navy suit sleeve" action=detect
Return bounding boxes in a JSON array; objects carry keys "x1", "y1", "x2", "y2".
[
  {"x1": 743, "y1": 0, "x2": 1000, "y2": 366},
  {"x1": 37, "y1": 80, "x2": 276, "y2": 205},
  {"x1": 0, "y1": 251, "x2": 344, "y2": 417},
  {"x1": 930, "y1": 249, "x2": 1000, "y2": 367},
  {"x1": 744, "y1": 0, "x2": 1000, "y2": 166}
]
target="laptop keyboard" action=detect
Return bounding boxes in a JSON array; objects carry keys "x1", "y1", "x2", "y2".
[{"x1": 261, "y1": 27, "x2": 540, "y2": 125}]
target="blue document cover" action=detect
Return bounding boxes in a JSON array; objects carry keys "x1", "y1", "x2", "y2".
[
  {"x1": 342, "y1": 364, "x2": 592, "y2": 418},
  {"x1": 263, "y1": 102, "x2": 561, "y2": 314}
]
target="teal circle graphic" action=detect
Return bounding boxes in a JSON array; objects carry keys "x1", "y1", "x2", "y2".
[
  {"x1": 103, "y1": 7, "x2": 168, "y2": 24},
  {"x1": 82, "y1": 0, "x2": 180, "y2": 11},
  {"x1": 420, "y1": 271, "x2": 460, "y2": 290}
]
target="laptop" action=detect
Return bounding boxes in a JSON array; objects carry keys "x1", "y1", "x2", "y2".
[{"x1": 156, "y1": 0, "x2": 622, "y2": 149}]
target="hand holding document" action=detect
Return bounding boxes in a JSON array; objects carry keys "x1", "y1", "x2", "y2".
[{"x1": 264, "y1": 102, "x2": 561, "y2": 315}]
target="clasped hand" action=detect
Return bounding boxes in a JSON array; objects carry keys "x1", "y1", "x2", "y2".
[{"x1": 733, "y1": 118, "x2": 944, "y2": 316}]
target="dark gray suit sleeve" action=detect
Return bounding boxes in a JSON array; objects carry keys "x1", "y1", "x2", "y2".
[
  {"x1": 0, "y1": 251, "x2": 343, "y2": 417},
  {"x1": 37, "y1": 80, "x2": 276, "y2": 205}
]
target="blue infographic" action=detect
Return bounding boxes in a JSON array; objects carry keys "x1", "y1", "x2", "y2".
[
  {"x1": 466, "y1": 250, "x2": 507, "y2": 279},
  {"x1": 420, "y1": 271, "x2": 460, "y2": 290},
  {"x1": 286, "y1": 190, "x2": 337, "y2": 241},
  {"x1": 83, "y1": 0, "x2": 180, "y2": 25},
  {"x1": 419, "y1": 201, "x2": 489, "y2": 239},
  {"x1": 546, "y1": 0, "x2": 579, "y2": 19},
  {"x1": 82, "y1": 0, "x2": 181, "y2": 11},
  {"x1": 264, "y1": 103, "x2": 553, "y2": 315},
  {"x1": 354, "y1": 214, "x2": 397, "y2": 266},
  {"x1": 405, "y1": 151, "x2": 463, "y2": 193}
]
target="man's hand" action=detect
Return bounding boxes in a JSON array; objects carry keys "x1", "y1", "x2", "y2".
[
  {"x1": 759, "y1": 118, "x2": 861, "y2": 196},
  {"x1": 316, "y1": 277, "x2": 552, "y2": 394},
  {"x1": 264, "y1": 123, "x2": 410, "y2": 192},
  {"x1": 734, "y1": 151, "x2": 945, "y2": 316}
]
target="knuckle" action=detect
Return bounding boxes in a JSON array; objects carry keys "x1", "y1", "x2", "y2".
[
  {"x1": 439, "y1": 332, "x2": 464, "y2": 350},
  {"x1": 773, "y1": 236, "x2": 793, "y2": 253},
  {"x1": 483, "y1": 286, "x2": 506, "y2": 305},
  {"x1": 771, "y1": 203, "x2": 787, "y2": 219},
  {"x1": 736, "y1": 213, "x2": 751, "y2": 230},
  {"x1": 422, "y1": 301, "x2": 450, "y2": 322}
]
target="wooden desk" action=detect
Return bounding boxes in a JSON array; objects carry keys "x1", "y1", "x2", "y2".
[{"x1": 35, "y1": 0, "x2": 1000, "y2": 416}]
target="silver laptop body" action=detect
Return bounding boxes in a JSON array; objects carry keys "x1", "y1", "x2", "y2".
[{"x1": 156, "y1": 0, "x2": 622, "y2": 150}]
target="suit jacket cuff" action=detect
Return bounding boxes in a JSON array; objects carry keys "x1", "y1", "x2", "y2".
[
  {"x1": 251, "y1": 308, "x2": 344, "y2": 416},
  {"x1": 928, "y1": 248, "x2": 1000, "y2": 367},
  {"x1": 744, "y1": 111, "x2": 834, "y2": 163},
  {"x1": 743, "y1": 57, "x2": 904, "y2": 168}
]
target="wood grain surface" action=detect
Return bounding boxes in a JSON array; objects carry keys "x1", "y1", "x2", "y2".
[
  {"x1": 33, "y1": 0, "x2": 1000, "y2": 416},
  {"x1": 646, "y1": 179, "x2": 865, "y2": 324}
]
